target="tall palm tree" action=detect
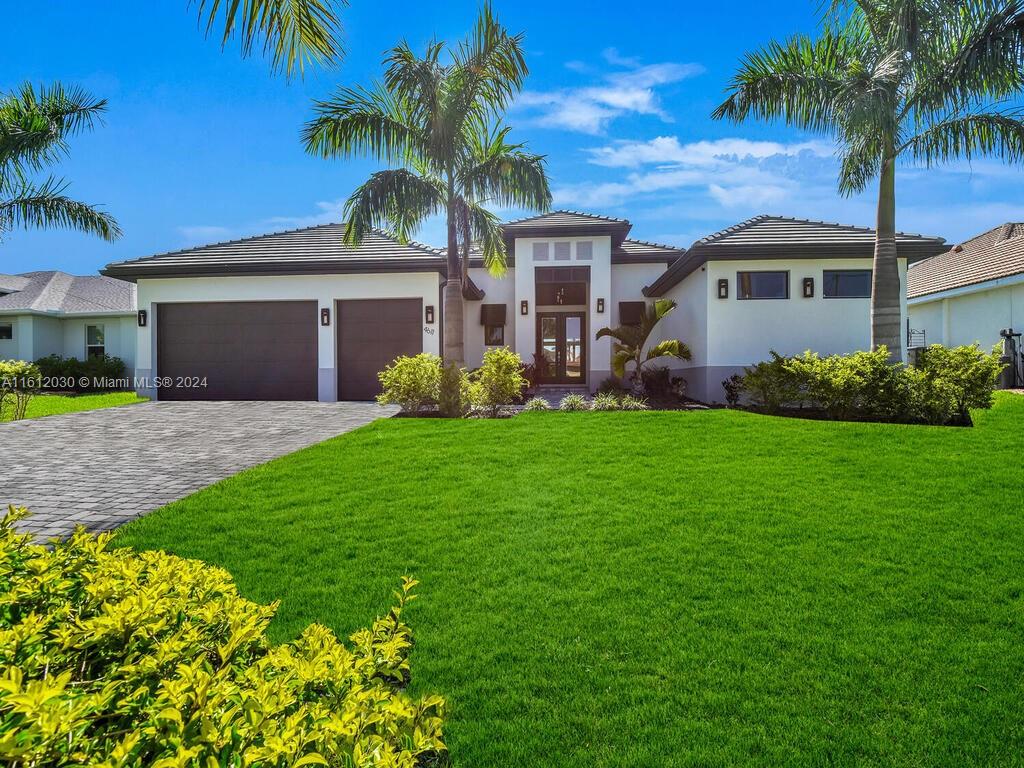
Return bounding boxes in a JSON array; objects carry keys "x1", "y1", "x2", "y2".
[
  {"x1": 713, "y1": 0, "x2": 1024, "y2": 361},
  {"x1": 0, "y1": 82, "x2": 121, "y2": 242},
  {"x1": 302, "y1": 4, "x2": 551, "y2": 366}
]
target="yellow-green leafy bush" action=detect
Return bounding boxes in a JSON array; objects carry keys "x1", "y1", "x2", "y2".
[
  {"x1": 0, "y1": 360, "x2": 40, "y2": 421},
  {"x1": 377, "y1": 353, "x2": 442, "y2": 413},
  {"x1": 0, "y1": 507, "x2": 445, "y2": 768}
]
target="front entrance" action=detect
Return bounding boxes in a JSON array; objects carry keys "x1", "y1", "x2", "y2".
[{"x1": 536, "y1": 312, "x2": 586, "y2": 384}]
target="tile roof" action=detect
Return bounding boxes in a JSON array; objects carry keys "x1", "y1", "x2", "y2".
[
  {"x1": 0, "y1": 271, "x2": 136, "y2": 314},
  {"x1": 613, "y1": 238, "x2": 686, "y2": 264},
  {"x1": 103, "y1": 223, "x2": 446, "y2": 280},
  {"x1": 907, "y1": 222, "x2": 1024, "y2": 299},
  {"x1": 502, "y1": 210, "x2": 630, "y2": 227}
]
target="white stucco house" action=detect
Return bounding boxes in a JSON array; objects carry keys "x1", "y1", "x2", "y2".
[
  {"x1": 908, "y1": 222, "x2": 1024, "y2": 354},
  {"x1": 102, "y1": 211, "x2": 946, "y2": 404},
  {"x1": 0, "y1": 271, "x2": 137, "y2": 370}
]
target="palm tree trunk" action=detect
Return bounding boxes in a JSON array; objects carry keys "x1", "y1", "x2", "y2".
[
  {"x1": 871, "y1": 152, "x2": 902, "y2": 362},
  {"x1": 443, "y1": 193, "x2": 465, "y2": 367}
]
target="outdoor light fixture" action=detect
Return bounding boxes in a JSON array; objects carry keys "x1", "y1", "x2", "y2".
[
  {"x1": 596, "y1": 298, "x2": 605, "y2": 313},
  {"x1": 803, "y1": 277, "x2": 815, "y2": 298},
  {"x1": 137, "y1": 309, "x2": 147, "y2": 327},
  {"x1": 521, "y1": 300, "x2": 529, "y2": 315},
  {"x1": 320, "y1": 308, "x2": 331, "y2": 326},
  {"x1": 425, "y1": 305, "x2": 435, "y2": 324},
  {"x1": 717, "y1": 279, "x2": 729, "y2": 299}
]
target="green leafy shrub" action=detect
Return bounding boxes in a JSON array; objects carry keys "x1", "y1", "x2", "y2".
[
  {"x1": 523, "y1": 396, "x2": 551, "y2": 411},
  {"x1": 640, "y1": 365, "x2": 672, "y2": 397},
  {"x1": 590, "y1": 393, "x2": 621, "y2": 411},
  {"x1": 377, "y1": 353, "x2": 442, "y2": 413},
  {"x1": 907, "y1": 343, "x2": 1004, "y2": 425},
  {"x1": 722, "y1": 374, "x2": 743, "y2": 407},
  {"x1": 438, "y1": 360, "x2": 471, "y2": 418},
  {"x1": 741, "y1": 352, "x2": 804, "y2": 412},
  {"x1": 596, "y1": 376, "x2": 627, "y2": 396},
  {"x1": 0, "y1": 359, "x2": 40, "y2": 421},
  {"x1": 469, "y1": 347, "x2": 527, "y2": 418},
  {"x1": 34, "y1": 354, "x2": 127, "y2": 392},
  {"x1": 558, "y1": 393, "x2": 590, "y2": 412},
  {"x1": 0, "y1": 506, "x2": 446, "y2": 768},
  {"x1": 619, "y1": 395, "x2": 649, "y2": 411},
  {"x1": 784, "y1": 347, "x2": 910, "y2": 421}
]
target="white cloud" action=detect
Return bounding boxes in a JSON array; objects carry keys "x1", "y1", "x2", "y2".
[
  {"x1": 177, "y1": 225, "x2": 235, "y2": 245},
  {"x1": 261, "y1": 198, "x2": 344, "y2": 230},
  {"x1": 517, "y1": 52, "x2": 704, "y2": 134},
  {"x1": 586, "y1": 136, "x2": 835, "y2": 168}
]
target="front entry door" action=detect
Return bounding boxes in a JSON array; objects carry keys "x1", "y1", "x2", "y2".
[{"x1": 537, "y1": 312, "x2": 586, "y2": 384}]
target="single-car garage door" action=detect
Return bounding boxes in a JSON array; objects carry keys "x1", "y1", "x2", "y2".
[
  {"x1": 337, "y1": 299, "x2": 423, "y2": 400},
  {"x1": 157, "y1": 301, "x2": 317, "y2": 400}
]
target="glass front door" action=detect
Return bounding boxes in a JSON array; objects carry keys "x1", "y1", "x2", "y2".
[{"x1": 536, "y1": 313, "x2": 586, "y2": 384}]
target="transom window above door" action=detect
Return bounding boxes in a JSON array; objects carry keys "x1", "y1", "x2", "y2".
[
  {"x1": 532, "y1": 242, "x2": 550, "y2": 261},
  {"x1": 737, "y1": 271, "x2": 789, "y2": 300},
  {"x1": 86, "y1": 324, "x2": 105, "y2": 358}
]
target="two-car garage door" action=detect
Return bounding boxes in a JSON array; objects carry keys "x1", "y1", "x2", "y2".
[{"x1": 156, "y1": 299, "x2": 422, "y2": 401}]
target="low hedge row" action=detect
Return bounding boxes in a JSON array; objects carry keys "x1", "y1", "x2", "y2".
[{"x1": 34, "y1": 354, "x2": 128, "y2": 391}]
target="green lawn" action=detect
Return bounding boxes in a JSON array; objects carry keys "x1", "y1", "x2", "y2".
[
  {"x1": 1, "y1": 391, "x2": 147, "y2": 422},
  {"x1": 116, "y1": 393, "x2": 1024, "y2": 767}
]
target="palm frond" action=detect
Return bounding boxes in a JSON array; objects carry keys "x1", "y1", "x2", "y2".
[
  {"x1": 0, "y1": 82, "x2": 107, "y2": 172},
  {"x1": 460, "y1": 124, "x2": 552, "y2": 210},
  {"x1": 837, "y1": 129, "x2": 883, "y2": 195},
  {"x1": 342, "y1": 168, "x2": 443, "y2": 245},
  {"x1": 193, "y1": 0, "x2": 345, "y2": 78},
  {"x1": 646, "y1": 339, "x2": 692, "y2": 362},
  {"x1": 901, "y1": 109, "x2": 1024, "y2": 166},
  {"x1": 0, "y1": 176, "x2": 121, "y2": 241},
  {"x1": 465, "y1": 201, "x2": 507, "y2": 276}
]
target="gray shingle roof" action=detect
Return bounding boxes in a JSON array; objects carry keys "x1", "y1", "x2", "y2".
[
  {"x1": 644, "y1": 215, "x2": 947, "y2": 297},
  {"x1": 0, "y1": 271, "x2": 136, "y2": 314},
  {"x1": 908, "y1": 222, "x2": 1024, "y2": 299},
  {"x1": 103, "y1": 224, "x2": 446, "y2": 280}
]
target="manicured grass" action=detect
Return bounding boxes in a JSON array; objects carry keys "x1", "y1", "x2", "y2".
[
  {"x1": 2, "y1": 391, "x2": 147, "y2": 422},
  {"x1": 116, "y1": 394, "x2": 1024, "y2": 767}
]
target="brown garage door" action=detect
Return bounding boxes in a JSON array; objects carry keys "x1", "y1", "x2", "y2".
[
  {"x1": 337, "y1": 299, "x2": 423, "y2": 400},
  {"x1": 157, "y1": 301, "x2": 317, "y2": 400}
]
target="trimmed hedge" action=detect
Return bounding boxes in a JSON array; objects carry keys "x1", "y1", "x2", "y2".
[
  {"x1": 0, "y1": 507, "x2": 446, "y2": 767},
  {"x1": 34, "y1": 354, "x2": 128, "y2": 392}
]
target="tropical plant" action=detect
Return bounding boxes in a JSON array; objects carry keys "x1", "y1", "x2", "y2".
[
  {"x1": 522, "y1": 396, "x2": 551, "y2": 411},
  {"x1": 590, "y1": 392, "x2": 622, "y2": 411},
  {"x1": 596, "y1": 299, "x2": 691, "y2": 393},
  {"x1": 377, "y1": 353, "x2": 442, "y2": 413},
  {"x1": 0, "y1": 506, "x2": 445, "y2": 767},
  {"x1": 713, "y1": 0, "x2": 1024, "y2": 360},
  {"x1": 619, "y1": 395, "x2": 650, "y2": 411},
  {"x1": 469, "y1": 346, "x2": 527, "y2": 417},
  {"x1": 907, "y1": 342, "x2": 1004, "y2": 424},
  {"x1": 0, "y1": 83, "x2": 120, "y2": 242},
  {"x1": 558, "y1": 393, "x2": 590, "y2": 412},
  {"x1": 302, "y1": 4, "x2": 552, "y2": 365},
  {"x1": 722, "y1": 373, "x2": 744, "y2": 407}
]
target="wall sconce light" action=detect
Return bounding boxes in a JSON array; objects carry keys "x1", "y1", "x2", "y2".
[
  {"x1": 802, "y1": 277, "x2": 814, "y2": 298},
  {"x1": 521, "y1": 300, "x2": 529, "y2": 316},
  {"x1": 717, "y1": 279, "x2": 729, "y2": 299},
  {"x1": 425, "y1": 305, "x2": 435, "y2": 324},
  {"x1": 137, "y1": 309, "x2": 148, "y2": 327},
  {"x1": 320, "y1": 307, "x2": 331, "y2": 326},
  {"x1": 596, "y1": 298, "x2": 605, "y2": 313}
]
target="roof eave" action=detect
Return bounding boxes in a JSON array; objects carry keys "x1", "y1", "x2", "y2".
[{"x1": 101, "y1": 260, "x2": 447, "y2": 282}]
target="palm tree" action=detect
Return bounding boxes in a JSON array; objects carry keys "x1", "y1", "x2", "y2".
[
  {"x1": 193, "y1": 0, "x2": 344, "y2": 78},
  {"x1": 302, "y1": 4, "x2": 551, "y2": 366},
  {"x1": 596, "y1": 299, "x2": 691, "y2": 393},
  {"x1": 713, "y1": 0, "x2": 1024, "y2": 361},
  {"x1": 0, "y1": 83, "x2": 121, "y2": 242}
]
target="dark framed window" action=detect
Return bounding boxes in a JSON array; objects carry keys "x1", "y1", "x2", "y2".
[
  {"x1": 619, "y1": 301, "x2": 646, "y2": 326},
  {"x1": 0, "y1": 322, "x2": 12, "y2": 341},
  {"x1": 86, "y1": 324, "x2": 105, "y2": 358},
  {"x1": 824, "y1": 269, "x2": 872, "y2": 298},
  {"x1": 737, "y1": 271, "x2": 789, "y2": 300},
  {"x1": 484, "y1": 325, "x2": 504, "y2": 346}
]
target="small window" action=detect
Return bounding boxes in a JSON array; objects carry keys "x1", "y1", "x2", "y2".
[
  {"x1": 619, "y1": 301, "x2": 646, "y2": 326},
  {"x1": 532, "y1": 242, "x2": 550, "y2": 261},
  {"x1": 737, "y1": 271, "x2": 789, "y2": 300},
  {"x1": 553, "y1": 242, "x2": 571, "y2": 261},
  {"x1": 484, "y1": 325, "x2": 505, "y2": 346},
  {"x1": 0, "y1": 322, "x2": 12, "y2": 341},
  {"x1": 86, "y1": 324, "x2": 105, "y2": 358},
  {"x1": 576, "y1": 241, "x2": 593, "y2": 260},
  {"x1": 824, "y1": 269, "x2": 872, "y2": 298}
]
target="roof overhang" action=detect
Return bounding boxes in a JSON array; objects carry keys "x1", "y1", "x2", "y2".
[
  {"x1": 0, "y1": 309, "x2": 135, "y2": 318},
  {"x1": 101, "y1": 260, "x2": 446, "y2": 283},
  {"x1": 908, "y1": 270, "x2": 1024, "y2": 304}
]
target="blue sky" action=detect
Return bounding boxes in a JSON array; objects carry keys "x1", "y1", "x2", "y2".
[{"x1": 3, "y1": 0, "x2": 1022, "y2": 274}]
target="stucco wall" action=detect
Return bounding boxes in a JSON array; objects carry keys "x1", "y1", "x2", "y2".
[
  {"x1": 135, "y1": 272, "x2": 441, "y2": 401},
  {"x1": 909, "y1": 279, "x2": 1024, "y2": 350},
  {"x1": 0, "y1": 314, "x2": 135, "y2": 371},
  {"x1": 464, "y1": 267, "x2": 517, "y2": 369}
]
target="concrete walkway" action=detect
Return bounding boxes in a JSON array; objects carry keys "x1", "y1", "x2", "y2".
[{"x1": 1, "y1": 401, "x2": 398, "y2": 539}]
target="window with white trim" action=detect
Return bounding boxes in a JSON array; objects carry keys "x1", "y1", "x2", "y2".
[
  {"x1": 532, "y1": 242, "x2": 550, "y2": 261},
  {"x1": 576, "y1": 241, "x2": 593, "y2": 260},
  {"x1": 86, "y1": 324, "x2": 105, "y2": 359},
  {"x1": 553, "y1": 242, "x2": 571, "y2": 261}
]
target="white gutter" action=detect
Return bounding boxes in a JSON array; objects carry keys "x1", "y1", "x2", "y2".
[
  {"x1": 908, "y1": 271, "x2": 1024, "y2": 305},
  {"x1": 0, "y1": 309, "x2": 136, "y2": 318}
]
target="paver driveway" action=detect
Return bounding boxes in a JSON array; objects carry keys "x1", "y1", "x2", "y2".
[{"x1": 1, "y1": 401, "x2": 398, "y2": 539}]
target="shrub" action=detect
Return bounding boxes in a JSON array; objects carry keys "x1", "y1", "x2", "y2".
[
  {"x1": 377, "y1": 353, "x2": 441, "y2": 413},
  {"x1": 0, "y1": 359, "x2": 40, "y2": 421},
  {"x1": 784, "y1": 347, "x2": 909, "y2": 421},
  {"x1": 0, "y1": 506, "x2": 446, "y2": 768},
  {"x1": 620, "y1": 395, "x2": 649, "y2": 411},
  {"x1": 558, "y1": 393, "x2": 590, "y2": 412},
  {"x1": 908, "y1": 343, "x2": 1004, "y2": 425},
  {"x1": 591, "y1": 393, "x2": 621, "y2": 411},
  {"x1": 640, "y1": 365, "x2": 672, "y2": 397},
  {"x1": 469, "y1": 347, "x2": 527, "y2": 418},
  {"x1": 34, "y1": 354, "x2": 127, "y2": 392},
  {"x1": 523, "y1": 396, "x2": 551, "y2": 411},
  {"x1": 741, "y1": 352, "x2": 805, "y2": 412},
  {"x1": 596, "y1": 376, "x2": 627, "y2": 396},
  {"x1": 722, "y1": 374, "x2": 743, "y2": 407},
  {"x1": 438, "y1": 360, "x2": 471, "y2": 418}
]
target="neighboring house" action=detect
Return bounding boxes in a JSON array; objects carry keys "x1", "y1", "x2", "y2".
[
  {"x1": 102, "y1": 211, "x2": 946, "y2": 403},
  {"x1": 907, "y1": 223, "x2": 1024, "y2": 352},
  {"x1": 0, "y1": 271, "x2": 137, "y2": 371}
]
